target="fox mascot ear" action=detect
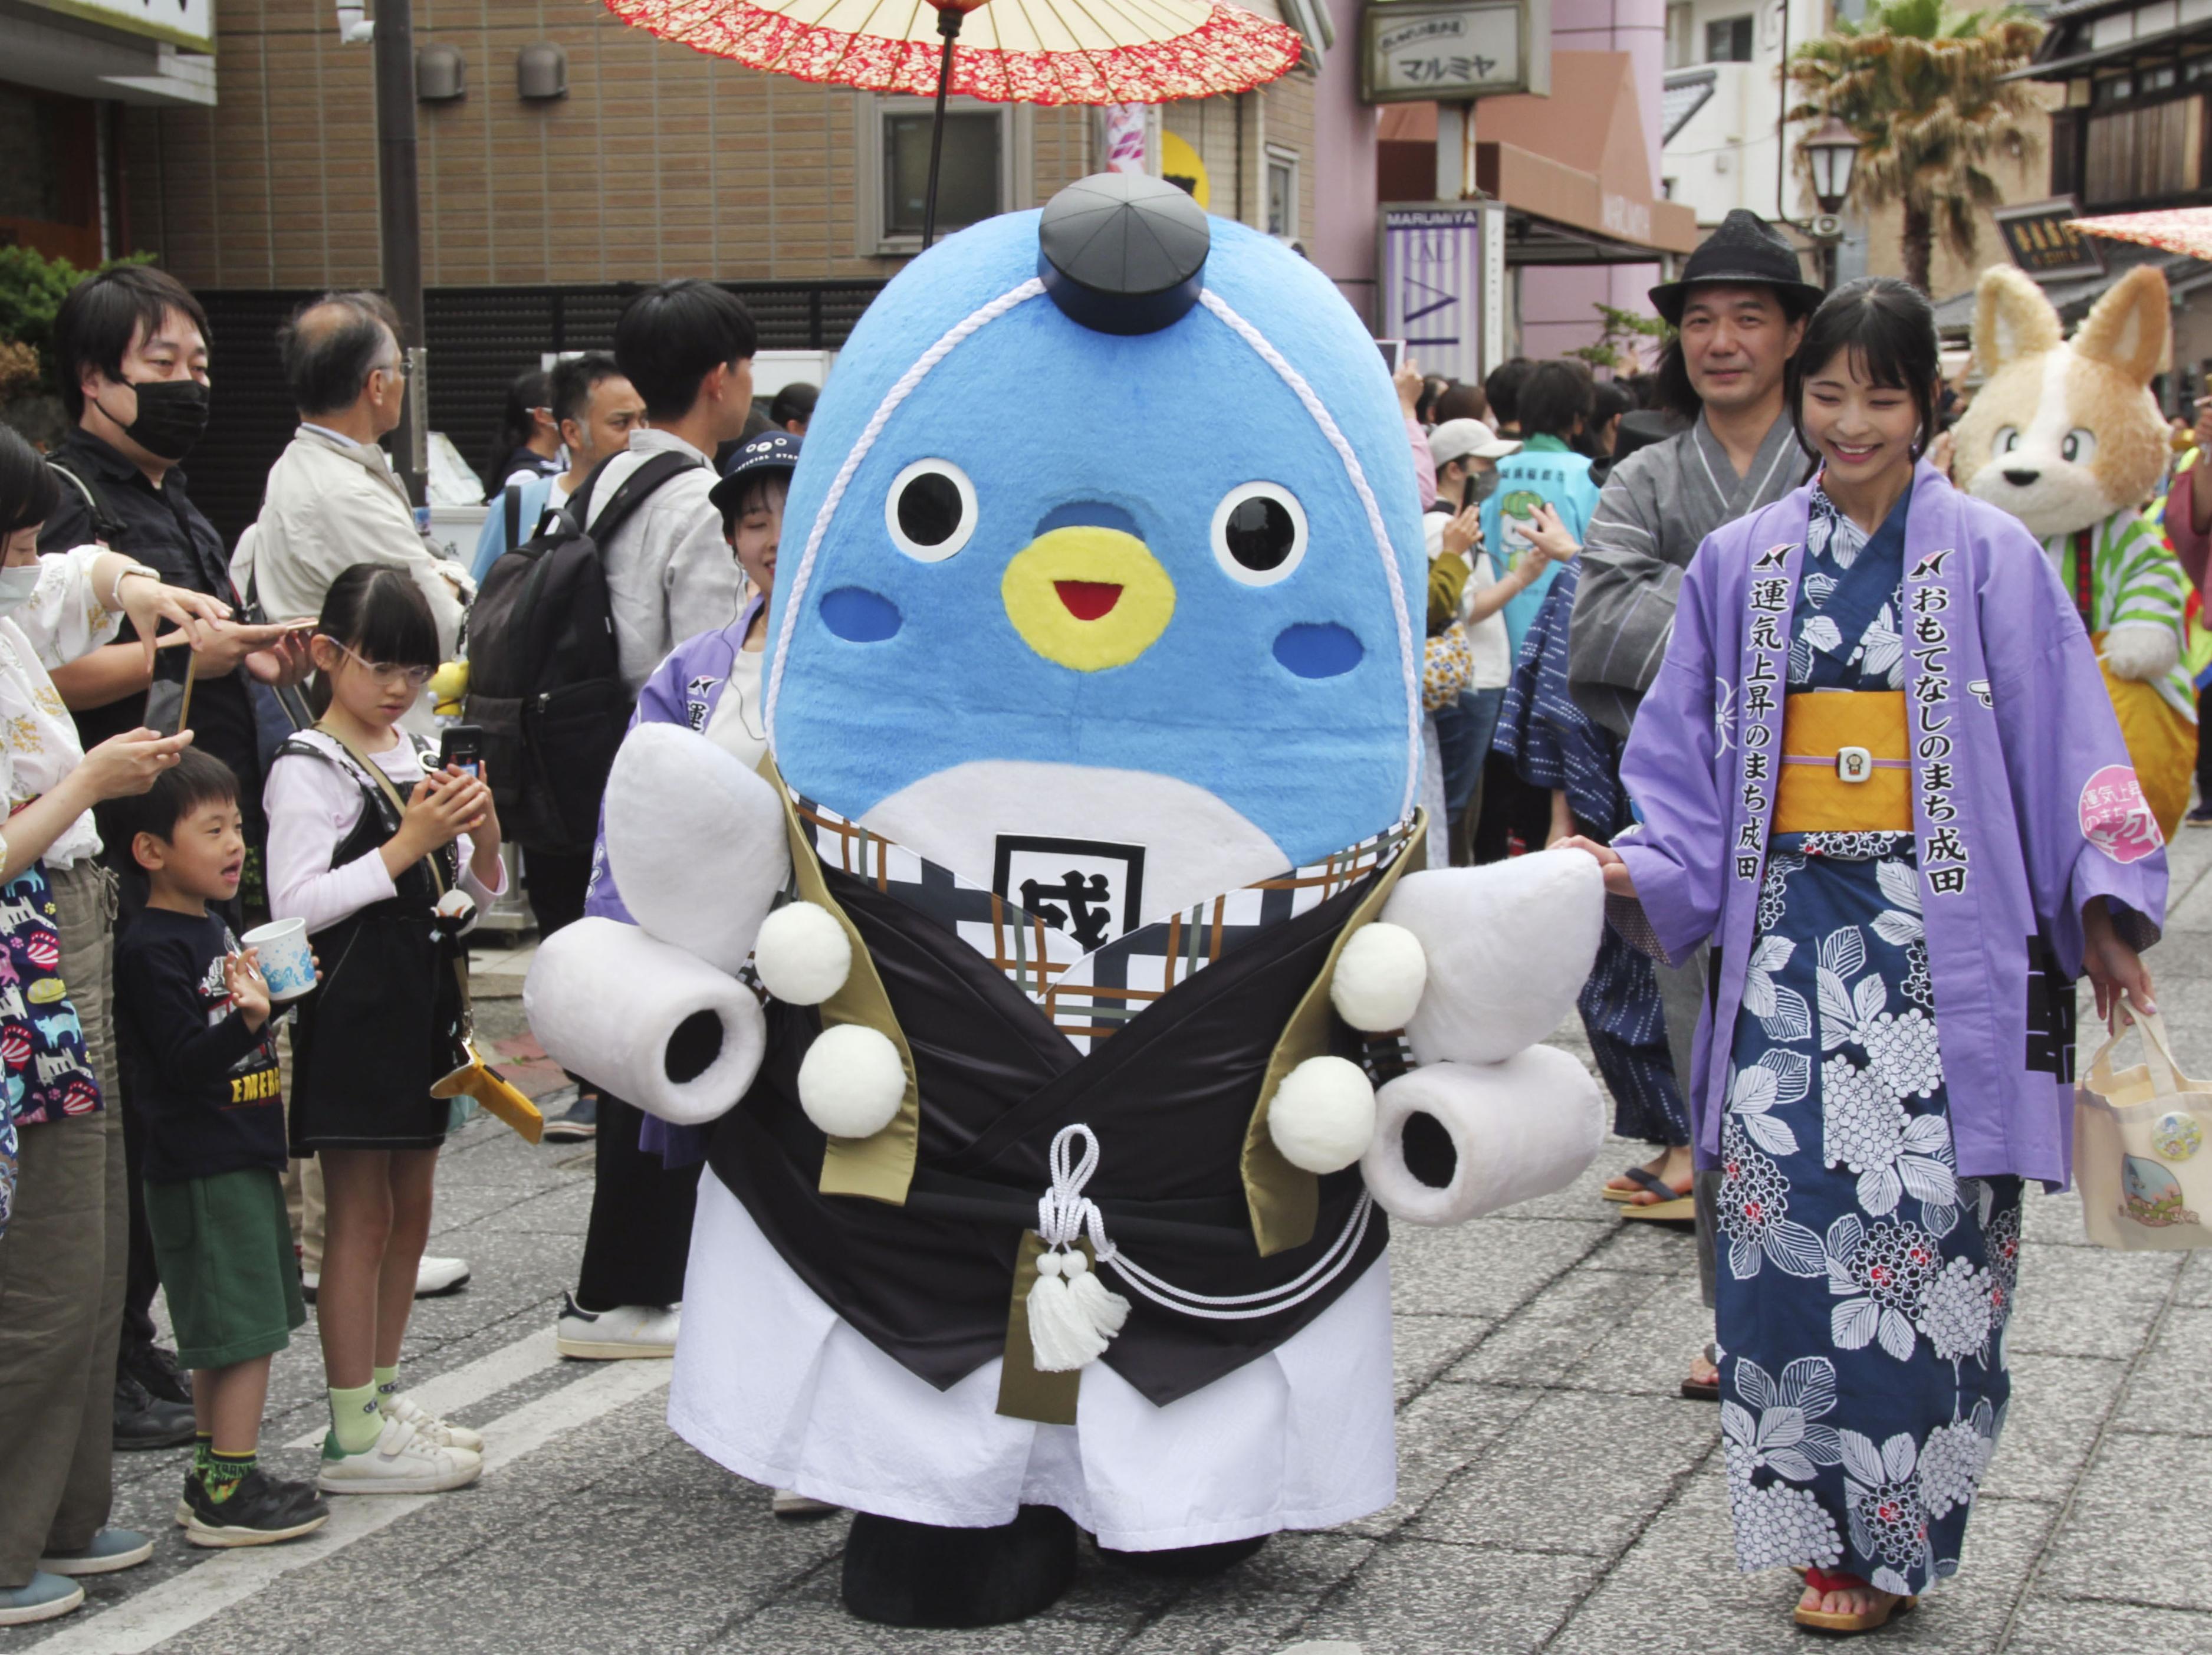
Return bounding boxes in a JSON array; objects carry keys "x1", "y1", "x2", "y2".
[
  {"x1": 2073, "y1": 264, "x2": 2170, "y2": 388},
  {"x1": 1970, "y1": 265, "x2": 2062, "y2": 379}
]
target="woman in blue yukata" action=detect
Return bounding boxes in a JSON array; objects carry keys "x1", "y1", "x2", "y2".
[{"x1": 1567, "y1": 278, "x2": 2164, "y2": 1634}]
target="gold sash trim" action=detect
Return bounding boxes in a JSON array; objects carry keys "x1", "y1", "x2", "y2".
[
  {"x1": 764, "y1": 758, "x2": 922, "y2": 1206},
  {"x1": 1240, "y1": 810, "x2": 1428, "y2": 1259}
]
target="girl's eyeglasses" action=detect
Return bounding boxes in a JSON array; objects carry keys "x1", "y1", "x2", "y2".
[{"x1": 321, "y1": 637, "x2": 433, "y2": 690}]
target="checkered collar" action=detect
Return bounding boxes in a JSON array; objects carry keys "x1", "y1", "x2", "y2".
[{"x1": 789, "y1": 792, "x2": 1414, "y2": 1055}]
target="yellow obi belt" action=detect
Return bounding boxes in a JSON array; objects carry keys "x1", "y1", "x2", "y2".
[{"x1": 1771, "y1": 691, "x2": 1911, "y2": 835}]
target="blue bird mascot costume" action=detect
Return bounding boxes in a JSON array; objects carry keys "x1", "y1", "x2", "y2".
[{"x1": 528, "y1": 175, "x2": 1608, "y2": 1627}]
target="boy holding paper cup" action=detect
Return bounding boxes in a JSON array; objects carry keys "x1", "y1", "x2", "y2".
[{"x1": 111, "y1": 748, "x2": 329, "y2": 1548}]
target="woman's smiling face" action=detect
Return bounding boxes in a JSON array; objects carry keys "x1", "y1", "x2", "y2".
[{"x1": 1800, "y1": 346, "x2": 1926, "y2": 497}]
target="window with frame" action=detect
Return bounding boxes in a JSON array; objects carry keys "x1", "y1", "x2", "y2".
[
  {"x1": 1665, "y1": 3, "x2": 1694, "y2": 69},
  {"x1": 875, "y1": 103, "x2": 1005, "y2": 245},
  {"x1": 1706, "y1": 15, "x2": 1754, "y2": 61},
  {"x1": 1266, "y1": 149, "x2": 1299, "y2": 239}
]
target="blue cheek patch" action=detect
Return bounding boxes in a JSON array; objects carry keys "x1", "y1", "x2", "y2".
[
  {"x1": 820, "y1": 587, "x2": 904, "y2": 643},
  {"x1": 1273, "y1": 623, "x2": 1363, "y2": 679}
]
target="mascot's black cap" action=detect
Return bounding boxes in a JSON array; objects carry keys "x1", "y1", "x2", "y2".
[
  {"x1": 1648, "y1": 209, "x2": 1826, "y2": 326},
  {"x1": 1038, "y1": 173, "x2": 1209, "y2": 337}
]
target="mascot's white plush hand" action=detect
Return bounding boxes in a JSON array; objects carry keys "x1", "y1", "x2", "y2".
[
  {"x1": 2102, "y1": 620, "x2": 2180, "y2": 684},
  {"x1": 1378, "y1": 849, "x2": 1604, "y2": 1063},
  {"x1": 1361, "y1": 1050, "x2": 1604, "y2": 1226},
  {"x1": 603, "y1": 723, "x2": 792, "y2": 977},
  {"x1": 524, "y1": 918, "x2": 766, "y2": 1126},
  {"x1": 1269, "y1": 849, "x2": 1604, "y2": 1179}
]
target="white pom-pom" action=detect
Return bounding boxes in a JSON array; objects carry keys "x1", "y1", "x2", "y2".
[
  {"x1": 1330, "y1": 922, "x2": 1428, "y2": 1031},
  {"x1": 754, "y1": 902, "x2": 852, "y2": 1006},
  {"x1": 1267, "y1": 1055, "x2": 1378, "y2": 1174},
  {"x1": 796, "y1": 1023, "x2": 906, "y2": 1139}
]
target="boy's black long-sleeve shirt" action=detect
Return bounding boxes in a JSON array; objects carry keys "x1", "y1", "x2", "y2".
[{"x1": 114, "y1": 908, "x2": 285, "y2": 1183}]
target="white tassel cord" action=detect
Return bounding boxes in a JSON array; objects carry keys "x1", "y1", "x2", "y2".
[{"x1": 1023, "y1": 1125, "x2": 1375, "y2": 1376}]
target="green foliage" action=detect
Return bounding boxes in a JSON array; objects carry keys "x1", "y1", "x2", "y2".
[
  {"x1": 1567, "y1": 303, "x2": 1674, "y2": 373},
  {"x1": 1786, "y1": 0, "x2": 2045, "y2": 288},
  {"x1": 0, "y1": 245, "x2": 155, "y2": 396}
]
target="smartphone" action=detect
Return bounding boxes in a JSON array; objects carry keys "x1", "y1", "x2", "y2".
[
  {"x1": 1376, "y1": 337, "x2": 1406, "y2": 375},
  {"x1": 439, "y1": 724, "x2": 484, "y2": 777}
]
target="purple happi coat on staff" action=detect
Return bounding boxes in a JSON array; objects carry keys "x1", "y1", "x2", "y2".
[{"x1": 1613, "y1": 461, "x2": 2166, "y2": 1187}]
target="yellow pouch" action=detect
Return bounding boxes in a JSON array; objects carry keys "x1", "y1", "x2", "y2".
[{"x1": 432, "y1": 1044, "x2": 545, "y2": 1145}]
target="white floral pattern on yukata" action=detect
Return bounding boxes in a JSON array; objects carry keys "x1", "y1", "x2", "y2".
[{"x1": 1717, "y1": 485, "x2": 2019, "y2": 1597}]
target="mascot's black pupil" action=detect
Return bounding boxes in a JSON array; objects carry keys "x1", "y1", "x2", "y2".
[
  {"x1": 898, "y1": 473, "x2": 964, "y2": 546},
  {"x1": 1224, "y1": 497, "x2": 1295, "y2": 570}
]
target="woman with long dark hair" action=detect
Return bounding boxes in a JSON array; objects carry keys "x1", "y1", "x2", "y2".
[{"x1": 1569, "y1": 279, "x2": 2163, "y2": 1632}]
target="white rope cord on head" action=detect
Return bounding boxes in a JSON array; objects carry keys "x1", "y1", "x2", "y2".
[
  {"x1": 1037, "y1": 1125, "x2": 1376, "y2": 1324},
  {"x1": 1196, "y1": 288, "x2": 1425, "y2": 828},
  {"x1": 763, "y1": 275, "x2": 1047, "y2": 747}
]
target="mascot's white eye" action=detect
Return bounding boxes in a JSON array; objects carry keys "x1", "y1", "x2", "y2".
[
  {"x1": 1211, "y1": 483, "x2": 1308, "y2": 586},
  {"x1": 1994, "y1": 426, "x2": 2020, "y2": 455},
  {"x1": 884, "y1": 459, "x2": 977, "y2": 562},
  {"x1": 2061, "y1": 428, "x2": 2096, "y2": 465}
]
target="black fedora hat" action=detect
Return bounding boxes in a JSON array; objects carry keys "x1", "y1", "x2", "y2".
[{"x1": 1648, "y1": 210, "x2": 1826, "y2": 326}]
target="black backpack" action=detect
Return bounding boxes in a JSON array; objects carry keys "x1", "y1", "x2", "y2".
[{"x1": 463, "y1": 451, "x2": 696, "y2": 853}]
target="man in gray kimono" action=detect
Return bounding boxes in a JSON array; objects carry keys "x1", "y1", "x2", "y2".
[{"x1": 1566, "y1": 211, "x2": 1820, "y2": 1394}]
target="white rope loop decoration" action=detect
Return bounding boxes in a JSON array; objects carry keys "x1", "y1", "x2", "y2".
[
  {"x1": 764, "y1": 275, "x2": 1047, "y2": 747},
  {"x1": 1036, "y1": 1124, "x2": 1376, "y2": 1324}
]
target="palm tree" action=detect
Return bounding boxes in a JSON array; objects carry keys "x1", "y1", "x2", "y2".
[{"x1": 1786, "y1": 0, "x2": 2045, "y2": 294}]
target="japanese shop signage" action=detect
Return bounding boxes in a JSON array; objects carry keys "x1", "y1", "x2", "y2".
[{"x1": 1362, "y1": 0, "x2": 1549, "y2": 104}]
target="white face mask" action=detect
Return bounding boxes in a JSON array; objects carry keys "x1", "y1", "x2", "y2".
[{"x1": 0, "y1": 561, "x2": 42, "y2": 622}]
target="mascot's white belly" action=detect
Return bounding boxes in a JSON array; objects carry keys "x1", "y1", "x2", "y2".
[
  {"x1": 859, "y1": 760, "x2": 1290, "y2": 931},
  {"x1": 671, "y1": 1177, "x2": 1397, "y2": 1547}
]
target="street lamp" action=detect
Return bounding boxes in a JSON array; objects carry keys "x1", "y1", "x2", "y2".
[{"x1": 1804, "y1": 117, "x2": 1863, "y2": 216}]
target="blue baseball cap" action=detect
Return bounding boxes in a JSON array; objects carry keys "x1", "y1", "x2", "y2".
[{"x1": 711, "y1": 431, "x2": 802, "y2": 523}]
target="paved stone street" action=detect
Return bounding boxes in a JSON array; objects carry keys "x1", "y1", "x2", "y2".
[{"x1": 9, "y1": 834, "x2": 2212, "y2": 1655}]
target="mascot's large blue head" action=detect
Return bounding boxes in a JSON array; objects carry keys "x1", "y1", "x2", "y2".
[{"x1": 765, "y1": 173, "x2": 1424, "y2": 929}]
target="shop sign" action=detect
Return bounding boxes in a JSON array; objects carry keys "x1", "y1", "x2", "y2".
[
  {"x1": 27, "y1": 0, "x2": 214, "y2": 51},
  {"x1": 1362, "y1": 0, "x2": 1549, "y2": 104},
  {"x1": 1379, "y1": 203, "x2": 1506, "y2": 385},
  {"x1": 1994, "y1": 197, "x2": 2105, "y2": 282}
]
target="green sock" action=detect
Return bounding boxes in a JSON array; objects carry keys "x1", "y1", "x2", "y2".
[
  {"x1": 205, "y1": 1449, "x2": 255, "y2": 1504},
  {"x1": 189, "y1": 1432, "x2": 212, "y2": 1487},
  {"x1": 373, "y1": 1364, "x2": 400, "y2": 1409},
  {"x1": 326, "y1": 1382, "x2": 383, "y2": 1454}
]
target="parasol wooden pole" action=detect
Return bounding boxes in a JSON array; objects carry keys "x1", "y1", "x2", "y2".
[{"x1": 921, "y1": 5, "x2": 966, "y2": 251}]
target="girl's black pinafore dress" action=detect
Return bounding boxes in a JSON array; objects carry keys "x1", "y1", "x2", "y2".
[{"x1": 283, "y1": 731, "x2": 467, "y2": 1154}]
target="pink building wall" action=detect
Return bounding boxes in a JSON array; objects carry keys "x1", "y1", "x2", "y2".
[
  {"x1": 1508, "y1": 0, "x2": 1668, "y2": 364},
  {"x1": 1312, "y1": 0, "x2": 1382, "y2": 325}
]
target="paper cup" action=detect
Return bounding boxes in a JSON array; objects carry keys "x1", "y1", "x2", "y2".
[{"x1": 242, "y1": 918, "x2": 315, "y2": 1002}]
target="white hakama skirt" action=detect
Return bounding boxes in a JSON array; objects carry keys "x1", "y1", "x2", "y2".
[{"x1": 669, "y1": 1168, "x2": 1398, "y2": 1551}]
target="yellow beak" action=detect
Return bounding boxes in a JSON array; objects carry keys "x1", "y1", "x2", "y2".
[{"x1": 1000, "y1": 527, "x2": 1176, "y2": 672}]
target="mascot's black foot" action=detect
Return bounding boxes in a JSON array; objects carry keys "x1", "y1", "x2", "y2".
[
  {"x1": 1097, "y1": 1532, "x2": 1271, "y2": 1578},
  {"x1": 840, "y1": 1505, "x2": 1077, "y2": 1627}
]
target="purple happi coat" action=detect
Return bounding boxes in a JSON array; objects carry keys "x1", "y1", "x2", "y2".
[{"x1": 1613, "y1": 461, "x2": 2166, "y2": 1187}]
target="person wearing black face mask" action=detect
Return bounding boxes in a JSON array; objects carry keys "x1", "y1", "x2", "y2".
[{"x1": 40, "y1": 265, "x2": 313, "y2": 1452}]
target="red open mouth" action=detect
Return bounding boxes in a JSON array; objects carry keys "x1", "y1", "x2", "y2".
[{"x1": 1054, "y1": 580, "x2": 1123, "y2": 621}]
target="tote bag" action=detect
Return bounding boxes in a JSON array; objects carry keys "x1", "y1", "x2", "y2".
[{"x1": 2075, "y1": 1011, "x2": 2212, "y2": 1251}]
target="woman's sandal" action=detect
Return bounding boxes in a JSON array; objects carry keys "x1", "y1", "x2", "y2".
[
  {"x1": 1792, "y1": 1567, "x2": 1917, "y2": 1634},
  {"x1": 1605, "y1": 1165, "x2": 1692, "y2": 1216},
  {"x1": 1679, "y1": 1341, "x2": 1720, "y2": 1403}
]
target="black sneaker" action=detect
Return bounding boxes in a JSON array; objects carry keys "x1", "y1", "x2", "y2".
[
  {"x1": 540, "y1": 1088, "x2": 598, "y2": 1142},
  {"x1": 122, "y1": 1340, "x2": 193, "y2": 1404},
  {"x1": 113, "y1": 1374, "x2": 196, "y2": 1451},
  {"x1": 183, "y1": 1468, "x2": 330, "y2": 1548}
]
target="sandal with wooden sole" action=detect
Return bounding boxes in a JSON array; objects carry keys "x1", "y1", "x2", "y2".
[
  {"x1": 1607, "y1": 1165, "x2": 1691, "y2": 1211},
  {"x1": 1792, "y1": 1568, "x2": 1917, "y2": 1634}
]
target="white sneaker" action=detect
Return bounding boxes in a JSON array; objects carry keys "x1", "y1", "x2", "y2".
[
  {"x1": 771, "y1": 1488, "x2": 841, "y2": 1520},
  {"x1": 556, "y1": 1292, "x2": 678, "y2": 1360},
  {"x1": 415, "y1": 1256, "x2": 471, "y2": 1297},
  {"x1": 380, "y1": 1391, "x2": 485, "y2": 1454},
  {"x1": 317, "y1": 1416, "x2": 482, "y2": 1495}
]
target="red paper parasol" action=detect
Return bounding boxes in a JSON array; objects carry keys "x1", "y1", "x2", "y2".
[
  {"x1": 605, "y1": 0, "x2": 1302, "y2": 244},
  {"x1": 2067, "y1": 208, "x2": 2212, "y2": 264}
]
